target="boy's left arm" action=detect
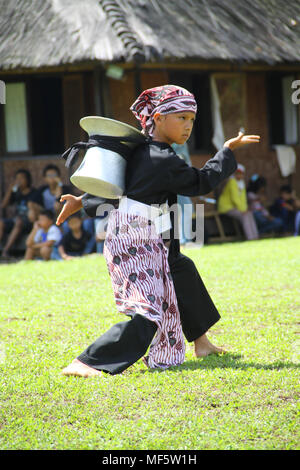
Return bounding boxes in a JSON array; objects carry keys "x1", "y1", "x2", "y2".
[
  {"x1": 165, "y1": 131, "x2": 260, "y2": 197},
  {"x1": 165, "y1": 145, "x2": 238, "y2": 197},
  {"x1": 197, "y1": 129, "x2": 260, "y2": 195}
]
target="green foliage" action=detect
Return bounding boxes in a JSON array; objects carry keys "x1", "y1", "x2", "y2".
[{"x1": 0, "y1": 237, "x2": 299, "y2": 450}]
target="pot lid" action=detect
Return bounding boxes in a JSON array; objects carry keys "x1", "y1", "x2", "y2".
[{"x1": 80, "y1": 116, "x2": 145, "y2": 148}]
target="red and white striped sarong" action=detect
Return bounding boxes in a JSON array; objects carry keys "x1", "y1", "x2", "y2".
[{"x1": 103, "y1": 208, "x2": 185, "y2": 369}]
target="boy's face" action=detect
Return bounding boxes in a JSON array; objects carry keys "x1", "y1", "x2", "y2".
[
  {"x1": 154, "y1": 111, "x2": 195, "y2": 145},
  {"x1": 45, "y1": 169, "x2": 59, "y2": 185},
  {"x1": 38, "y1": 215, "x2": 53, "y2": 230},
  {"x1": 68, "y1": 217, "x2": 82, "y2": 231}
]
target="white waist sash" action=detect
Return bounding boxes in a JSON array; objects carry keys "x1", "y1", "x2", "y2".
[{"x1": 118, "y1": 197, "x2": 172, "y2": 234}]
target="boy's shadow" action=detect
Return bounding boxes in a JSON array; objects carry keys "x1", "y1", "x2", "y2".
[{"x1": 142, "y1": 352, "x2": 300, "y2": 374}]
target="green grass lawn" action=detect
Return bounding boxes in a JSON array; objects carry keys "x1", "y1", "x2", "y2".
[{"x1": 0, "y1": 236, "x2": 299, "y2": 450}]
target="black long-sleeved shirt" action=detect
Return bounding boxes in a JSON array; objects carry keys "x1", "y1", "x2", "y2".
[{"x1": 81, "y1": 140, "x2": 238, "y2": 256}]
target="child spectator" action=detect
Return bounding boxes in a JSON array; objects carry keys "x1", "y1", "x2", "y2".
[
  {"x1": 36, "y1": 164, "x2": 71, "y2": 217},
  {"x1": 247, "y1": 175, "x2": 283, "y2": 235},
  {"x1": 25, "y1": 209, "x2": 62, "y2": 260},
  {"x1": 0, "y1": 169, "x2": 39, "y2": 259},
  {"x1": 217, "y1": 163, "x2": 259, "y2": 240},
  {"x1": 270, "y1": 185, "x2": 300, "y2": 235},
  {"x1": 35, "y1": 164, "x2": 96, "y2": 239},
  {"x1": 57, "y1": 213, "x2": 95, "y2": 260}
]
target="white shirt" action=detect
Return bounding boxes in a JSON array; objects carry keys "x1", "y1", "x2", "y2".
[{"x1": 34, "y1": 224, "x2": 62, "y2": 246}]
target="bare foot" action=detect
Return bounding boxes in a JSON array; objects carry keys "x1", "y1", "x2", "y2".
[
  {"x1": 61, "y1": 359, "x2": 102, "y2": 377},
  {"x1": 194, "y1": 334, "x2": 227, "y2": 358}
]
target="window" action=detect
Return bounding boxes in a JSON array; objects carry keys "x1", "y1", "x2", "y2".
[
  {"x1": 2, "y1": 76, "x2": 64, "y2": 156},
  {"x1": 169, "y1": 71, "x2": 214, "y2": 153},
  {"x1": 30, "y1": 77, "x2": 64, "y2": 155},
  {"x1": 267, "y1": 72, "x2": 299, "y2": 145},
  {"x1": 4, "y1": 82, "x2": 29, "y2": 152}
]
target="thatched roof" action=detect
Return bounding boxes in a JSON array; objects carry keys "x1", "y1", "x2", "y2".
[{"x1": 0, "y1": 0, "x2": 300, "y2": 70}]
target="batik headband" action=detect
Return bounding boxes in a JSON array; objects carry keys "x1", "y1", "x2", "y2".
[{"x1": 130, "y1": 85, "x2": 197, "y2": 136}]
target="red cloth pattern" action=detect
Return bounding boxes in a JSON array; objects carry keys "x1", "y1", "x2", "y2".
[
  {"x1": 103, "y1": 209, "x2": 186, "y2": 369},
  {"x1": 130, "y1": 84, "x2": 197, "y2": 137}
]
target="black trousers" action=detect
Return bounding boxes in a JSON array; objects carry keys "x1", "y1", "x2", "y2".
[{"x1": 77, "y1": 251, "x2": 220, "y2": 374}]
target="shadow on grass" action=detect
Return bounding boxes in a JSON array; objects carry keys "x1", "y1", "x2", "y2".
[{"x1": 143, "y1": 353, "x2": 300, "y2": 374}]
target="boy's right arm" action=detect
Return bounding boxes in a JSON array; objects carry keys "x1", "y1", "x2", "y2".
[
  {"x1": 81, "y1": 193, "x2": 119, "y2": 218},
  {"x1": 56, "y1": 193, "x2": 119, "y2": 225}
]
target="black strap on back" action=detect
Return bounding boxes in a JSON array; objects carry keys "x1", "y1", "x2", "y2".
[{"x1": 61, "y1": 134, "x2": 144, "y2": 168}]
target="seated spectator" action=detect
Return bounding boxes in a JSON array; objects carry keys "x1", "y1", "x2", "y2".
[
  {"x1": 36, "y1": 165, "x2": 93, "y2": 237},
  {"x1": 57, "y1": 213, "x2": 95, "y2": 260},
  {"x1": 269, "y1": 184, "x2": 300, "y2": 235},
  {"x1": 217, "y1": 163, "x2": 259, "y2": 240},
  {"x1": 247, "y1": 175, "x2": 283, "y2": 235},
  {"x1": 0, "y1": 169, "x2": 39, "y2": 259},
  {"x1": 61, "y1": 208, "x2": 95, "y2": 238},
  {"x1": 25, "y1": 209, "x2": 62, "y2": 261},
  {"x1": 36, "y1": 164, "x2": 71, "y2": 218}
]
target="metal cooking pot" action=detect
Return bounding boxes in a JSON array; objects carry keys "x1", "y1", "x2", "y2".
[{"x1": 70, "y1": 116, "x2": 145, "y2": 198}]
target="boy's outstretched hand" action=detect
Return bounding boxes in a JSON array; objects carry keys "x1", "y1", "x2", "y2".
[
  {"x1": 224, "y1": 131, "x2": 260, "y2": 151},
  {"x1": 56, "y1": 194, "x2": 83, "y2": 226}
]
